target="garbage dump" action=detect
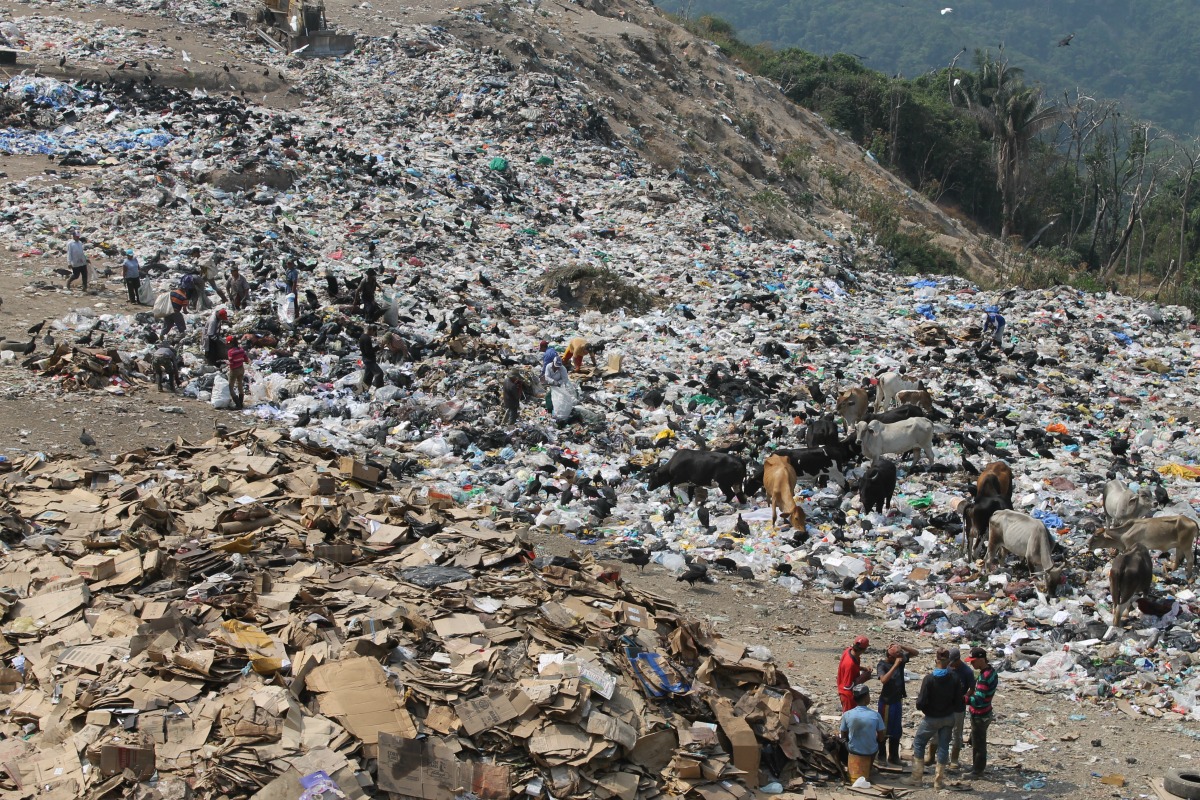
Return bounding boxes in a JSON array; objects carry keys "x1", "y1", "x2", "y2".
[{"x1": 2, "y1": 0, "x2": 1200, "y2": 796}]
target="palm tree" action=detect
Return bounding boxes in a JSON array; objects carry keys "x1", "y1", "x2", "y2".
[{"x1": 958, "y1": 51, "x2": 1063, "y2": 240}]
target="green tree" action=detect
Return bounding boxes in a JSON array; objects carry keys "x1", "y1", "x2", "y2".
[{"x1": 958, "y1": 51, "x2": 1064, "y2": 240}]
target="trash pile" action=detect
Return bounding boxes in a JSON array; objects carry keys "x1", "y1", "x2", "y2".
[{"x1": 0, "y1": 431, "x2": 838, "y2": 799}]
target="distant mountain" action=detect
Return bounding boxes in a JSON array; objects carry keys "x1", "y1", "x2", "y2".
[{"x1": 664, "y1": 0, "x2": 1200, "y2": 135}]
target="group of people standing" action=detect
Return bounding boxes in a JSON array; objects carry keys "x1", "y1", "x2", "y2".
[{"x1": 837, "y1": 636, "x2": 998, "y2": 788}]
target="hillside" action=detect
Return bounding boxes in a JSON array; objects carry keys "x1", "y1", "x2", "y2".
[{"x1": 665, "y1": 0, "x2": 1200, "y2": 136}]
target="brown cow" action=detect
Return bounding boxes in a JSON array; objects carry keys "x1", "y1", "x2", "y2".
[
  {"x1": 1108, "y1": 544, "x2": 1153, "y2": 629},
  {"x1": 976, "y1": 461, "x2": 1013, "y2": 503},
  {"x1": 894, "y1": 388, "x2": 934, "y2": 413},
  {"x1": 836, "y1": 387, "x2": 869, "y2": 433},
  {"x1": 1090, "y1": 515, "x2": 1199, "y2": 577},
  {"x1": 763, "y1": 454, "x2": 806, "y2": 529}
]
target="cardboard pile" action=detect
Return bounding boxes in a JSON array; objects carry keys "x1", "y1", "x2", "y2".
[{"x1": 0, "y1": 430, "x2": 837, "y2": 799}]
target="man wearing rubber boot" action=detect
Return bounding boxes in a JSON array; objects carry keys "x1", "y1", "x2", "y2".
[{"x1": 906, "y1": 649, "x2": 958, "y2": 789}]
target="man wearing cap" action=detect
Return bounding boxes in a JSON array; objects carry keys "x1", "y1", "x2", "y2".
[
  {"x1": 947, "y1": 648, "x2": 976, "y2": 770},
  {"x1": 876, "y1": 642, "x2": 919, "y2": 767},
  {"x1": 906, "y1": 648, "x2": 959, "y2": 789},
  {"x1": 966, "y1": 647, "x2": 998, "y2": 777},
  {"x1": 121, "y1": 249, "x2": 141, "y2": 304},
  {"x1": 839, "y1": 683, "x2": 885, "y2": 785},
  {"x1": 226, "y1": 266, "x2": 250, "y2": 311},
  {"x1": 837, "y1": 636, "x2": 874, "y2": 712}
]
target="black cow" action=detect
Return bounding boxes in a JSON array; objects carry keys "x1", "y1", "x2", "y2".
[
  {"x1": 647, "y1": 450, "x2": 747, "y2": 503},
  {"x1": 962, "y1": 494, "x2": 1013, "y2": 557},
  {"x1": 805, "y1": 413, "x2": 839, "y2": 448},
  {"x1": 859, "y1": 458, "x2": 897, "y2": 514},
  {"x1": 863, "y1": 403, "x2": 927, "y2": 425}
]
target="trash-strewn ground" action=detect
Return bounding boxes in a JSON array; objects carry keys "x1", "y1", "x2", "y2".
[{"x1": 2, "y1": 0, "x2": 1200, "y2": 799}]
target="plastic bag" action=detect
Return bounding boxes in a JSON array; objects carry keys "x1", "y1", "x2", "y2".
[
  {"x1": 152, "y1": 291, "x2": 172, "y2": 319},
  {"x1": 1030, "y1": 650, "x2": 1075, "y2": 680},
  {"x1": 138, "y1": 280, "x2": 154, "y2": 305},
  {"x1": 210, "y1": 374, "x2": 232, "y2": 409},
  {"x1": 383, "y1": 292, "x2": 399, "y2": 327},
  {"x1": 414, "y1": 435, "x2": 451, "y2": 457},
  {"x1": 550, "y1": 382, "x2": 578, "y2": 421},
  {"x1": 278, "y1": 293, "x2": 296, "y2": 325}
]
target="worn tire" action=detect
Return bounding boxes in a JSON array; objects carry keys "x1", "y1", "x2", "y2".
[{"x1": 1164, "y1": 769, "x2": 1200, "y2": 800}]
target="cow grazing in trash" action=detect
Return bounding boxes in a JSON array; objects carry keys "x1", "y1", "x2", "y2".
[
  {"x1": 987, "y1": 510, "x2": 1064, "y2": 596},
  {"x1": 646, "y1": 450, "x2": 747, "y2": 504},
  {"x1": 1107, "y1": 543, "x2": 1153, "y2": 630},
  {"x1": 763, "y1": 454, "x2": 805, "y2": 529}
]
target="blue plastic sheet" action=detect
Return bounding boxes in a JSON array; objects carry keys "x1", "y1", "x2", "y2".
[{"x1": 1031, "y1": 509, "x2": 1064, "y2": 529}]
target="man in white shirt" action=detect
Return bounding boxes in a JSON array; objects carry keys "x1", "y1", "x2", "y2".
[{"x1": 66, "y1": 231, "x2": 89, "y2": 291}]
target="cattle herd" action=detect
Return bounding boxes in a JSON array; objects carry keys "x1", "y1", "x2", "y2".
[{"x1": 640, "y1": 369, "x2": 1194, "y2": 632}]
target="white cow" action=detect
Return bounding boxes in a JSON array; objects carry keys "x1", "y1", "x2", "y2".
[
  {"x1": 1091, "y1": 515, "x2": 1199, "y2": 578},
  {"x1": 986, "y1": 510, "x2": 1063, "y2": 596},
  {"x1": 874, "y1": 372, "x2": 920, "y2": 412},
  {"x1": 1101, "y1": 479, "x2": 1154, "y2": 527},
  {"x1": 855, "y1": 418, "x2": 937, "y2": 464}
]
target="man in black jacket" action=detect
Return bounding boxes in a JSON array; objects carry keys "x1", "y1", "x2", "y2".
[{"x1": 905, "y1": 648, "x2": 958, "y2": 789}]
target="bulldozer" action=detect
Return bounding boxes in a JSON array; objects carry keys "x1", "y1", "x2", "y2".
[{"x1": 252, "y1": 0, "x2": 355, "y2": 58}]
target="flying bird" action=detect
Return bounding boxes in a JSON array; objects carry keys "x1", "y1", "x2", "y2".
[
  {"x1": 940, "y1": 7, "x2": 952, "y2": 14},
  {"x1": 1057, "y1": 33, "x2": 1075, "y2": 47}
]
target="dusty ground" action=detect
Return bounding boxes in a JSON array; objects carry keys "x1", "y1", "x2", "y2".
[
  {"x1": 531, "y1": 526, "x2": 1200, "y2": 799},
  {"x1": 0, "y1": 156, "x2": 233, "y2": 456}
]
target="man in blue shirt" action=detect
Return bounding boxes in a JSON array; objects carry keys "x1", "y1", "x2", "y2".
[
  {"x1": 840, "y1": 683, "x2": 885, "y2": 784},
  {"x1": 121, "y1": 249, "x2": 141, "y2": 304},
  {"x1": 982, "y1": 306, "x2": 1006, "y2": 347}
]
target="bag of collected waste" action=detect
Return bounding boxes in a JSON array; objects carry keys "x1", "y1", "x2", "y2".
[
  {"x1": 383, "y1": 292, "x2": 399, "y2": 327},
  {"x1": 1030, "y1": 650, "x2": 1075, "y2": 680},
  {"x1": 278, "y1": 293, "x2": 296, "y2": 325},
  {"x1": 210, "y1": 374, "x2": 233, "y2": 409},
  {"x1": 550, "y1": 382, "x2": 578, "y2": 421},
  {"x1": 414, "y1": 435, "x2": 451, "y2": 457},
  {"x1": 138, "y1": 280, "x2": 154, "y2": 305},
  {"x1": 152, "y1": 291, "x2": 172, "y2": 319}
]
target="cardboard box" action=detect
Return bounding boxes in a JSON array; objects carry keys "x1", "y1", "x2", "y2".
[
  {"x1": 312, "y1": 475, "x2": 336, "y2": 495},
  {"x1": 201, "y1": 476, "x2": 230, "y2": 494},
  {"x1": 337, "y1": 457, "x2": 381, "y2": 486},
  {"x1": 97, "y1": 738, "x2": 156, "y2": 779},
  {"x1": 72, "y1": 554, "x2": 116, "y2": 582},
  {"x1": 832, "y1": 594, "x2": 858, "y2": 615}
]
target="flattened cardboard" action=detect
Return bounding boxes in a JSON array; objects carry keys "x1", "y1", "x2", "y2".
[
  {"x1": 306, "y1": 657, "x2": 417, "y2": 744},
  {"x1": 377, "y1": 733, "x2": 511, "y2": 800},
  {"x1": 453, "y1": 689, "x2": 533, "y2": 736}
]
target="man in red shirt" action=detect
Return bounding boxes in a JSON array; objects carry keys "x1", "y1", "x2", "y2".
[
  {"x1": 838, "y1": 636, "x2": 874, "y2": 711},
  {"x1": 226, "y1": 337, "x2": 249, "y2": 410}
]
